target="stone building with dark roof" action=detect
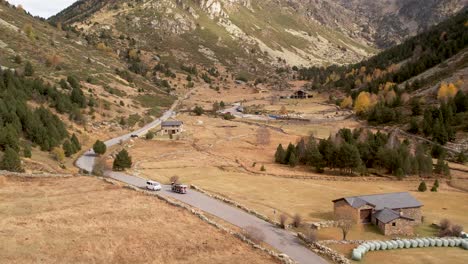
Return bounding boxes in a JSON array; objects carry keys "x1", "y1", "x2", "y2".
[
  {"x1": 161, "y1": 120, "x2": 184, "y2": 135},
  {"x1": 333, "y1": 192, "x2": 423, "y2": 236}
]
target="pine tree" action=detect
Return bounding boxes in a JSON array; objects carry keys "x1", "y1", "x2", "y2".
[
  {"x1": 285, "y1": 143, "x2": 296, "y2": 164},
  {"x1": 93, "y1": 140, "x2": 107, "y2": 155},
  {"x1": 1, "y1": 148, "x2": 23, "y2": 172},
  {"x1": 113, "y1": 149, "x2": 132, "y2": 171},
  {"x1": 62, "y1": 140, "x2": 74, "y2": 157},
  {"x1": 275, "y1": 144, "x2": 286, "y2": 164},
  {"x1": 288, "y1": 152, "x2": 298, "y2": 167},
  {"x1": 70, "y1": 134, "x2": 81, "y2": 152},
  {"x1": 418, "y1": 181, "x2": 427, "y2": 192},
  {"x1": 434, "y1": 179, "x2": 440, "y2": 189}
]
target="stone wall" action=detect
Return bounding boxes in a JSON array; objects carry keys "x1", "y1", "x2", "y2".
[
  {"x1": 378, "y1": 218, "x2": 415, "y2": 236},
  {"x1": 401, "y1": 207, "x2": 422, "y2": 224},
  {"x1": 333, "y1": 200, "x2": 359, "y2": 222},
  {"x1": 297, "y1": 233, "x2": 351, "y2": 264}
]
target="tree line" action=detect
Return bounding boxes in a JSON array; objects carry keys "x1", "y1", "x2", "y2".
[{"x1": 274, "y1": 128, "x2": 448, "y2": 178}]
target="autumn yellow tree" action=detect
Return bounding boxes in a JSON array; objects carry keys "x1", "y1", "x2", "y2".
[
  {"x1": 438, "y1": 82, "x2": 458, "y2": 101},
  {"x1": 23, "y1": 24, "x2": 35, "y2": 40},
  {"x1": 354, "y1": 92, "x2": 372, "y2": 114},
  {"x1": 340, "y1": 96, "x2": 353, "y2": 109},
  {"x1": 385, "y1": 90, "x2": 397, "y2": 105}
]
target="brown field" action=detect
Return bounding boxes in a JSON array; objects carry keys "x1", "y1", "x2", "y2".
[
  {"x1": 130, "y1": 113, "x2": 468, "y2": 241},
  {"x1": 329, "y1": 244, "x2": 468, "y2": 264},
  {"x1": 0, "y1": 176, "x2": 278, "y2": 264}
]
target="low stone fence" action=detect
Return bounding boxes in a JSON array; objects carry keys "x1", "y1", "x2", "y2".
[
  {"x1": 297, "y1": 233, "x2": 350, "y2": 264},
  {"x1": 352, "y1": 237, "x2": 468, "y2": 261},
  {"x1": 190, "y1": 185, "x2": 283, "y2": 228},
  {"x1": 310, "y1": 220, "x2": 338, "y2": 230},
  {"x1": 117, "y1": 183, "x2": 295, "y2": 264},
  {"x1": 0, "y1": 170, "x2": 76, "y2": 178}
]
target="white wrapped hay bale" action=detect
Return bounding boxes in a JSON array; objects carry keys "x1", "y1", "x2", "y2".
[
  {"x1": 397, "y1": 240, "x2": 404, "y2": 248},
  {"x1": 404, "y1": 240, "x2": 411, "y2": 248},
  {"x1": 380, "y1": 241, "x2": 388, "y2": 250},
  {"x1": 435, "y1": 239, "x2": 443, "y2": 247},
  {"x1": 461, "y1": 240, "x2": 468, "y2": 250},
  {"x1": 410, "y1": 239, "x2": 419, "y2": 248},
  {"x1": 369, "y1": 242, "x2": 376, "y2": 251},
  {"x1": 443, "y1": 239, "x2": 449, "y2": 247},
  {"x1": 448, "y1": 239, "x2": 456, "y2": 247},
  {"x1": 362, "y1": 244, "x2": 371, "y2": 252},
  {"x1": 386, "y1": 241, "x2": 394, "y2": 250},
  {"x1": 374, "y1": 241, "x2": 381, "y2": 250},
  {"x1": 454, "y1": 238, "x2": 462, "y2": 247},
  {"x1": 429, "y1": 238, "x2": 436, "y2": 247},
  {"x1": 422, "y1": 238, "x2": 430, "y2": 247},
  {"x1": 352, "y1": 249, "x2": 363, "y2": 261},
  {"x1": 417, "y1": 239, "x2": 424, "y2": 247}
]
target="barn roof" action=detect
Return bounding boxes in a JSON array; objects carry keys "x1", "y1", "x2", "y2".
[
  {"x1": 333, "y1": 192, "x2": 423, "y2": 210},
  {"x1": 162, "y1": 120, "x2": 183, "y2": 126},
  {"x1": 374, "y1": 208, "x2": 415, "y2": 223}
]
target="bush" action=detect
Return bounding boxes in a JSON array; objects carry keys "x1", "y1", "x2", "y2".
[
  {"x1": 242, "y1": 226, "x2": 265, "y2": 244},
  {"x1": 1, "y1": 148, "x2": 23, "y2": 172},
  {"x1": 279, "y1": 214, "x2": 288, "y2": 229},
  {"x1": 292, "y1": 214, "x2": 302, "y2": 228},
  {"x1": 193, "y1": 106, "x2": 204, "y2": 116},
  {"x1": 146, "y1": 132, "x2": 155, "y2": 140},
  {"x1": 418, "y1": 181, "x2": 427, "y2": 192},
  {"x1": 260, "y1": 165, "x2": 266, "y2": 171}
]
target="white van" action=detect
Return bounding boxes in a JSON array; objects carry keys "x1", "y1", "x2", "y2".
[{"x1": 146, "y1": 180, "x2": 162, "y2": 191}]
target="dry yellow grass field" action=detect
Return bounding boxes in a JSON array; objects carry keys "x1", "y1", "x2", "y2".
[
  {"x1": 0, "y1": 176, "x2": 278, "y2": 264},
  {"x1": 131, "y1": 117, "x2": 468, "y2": 240},
  {"x1": 329, "y1": 244, "x2": 468, "y2": 264}
]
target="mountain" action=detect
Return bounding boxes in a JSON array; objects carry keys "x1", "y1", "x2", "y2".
[
  {"x1": 299, "y1": 0, "x2": 468, "y2": 48},
  {"x1": 49, "y1": 0, "x2": 466, "y2": 70}
]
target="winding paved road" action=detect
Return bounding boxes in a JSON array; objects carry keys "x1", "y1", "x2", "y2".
[{"x1": 75, "y1": 95, "x2": 327, "y2": 264}]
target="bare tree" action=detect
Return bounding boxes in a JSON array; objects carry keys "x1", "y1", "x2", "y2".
[
  {"x1": 256, "y1": 126, "x2": 271, "y2": 146},
  {"x1": 279, "y1": 214, "x2": 288, "y2": 229},
  {"x1": 170, "y1": 175, "x2": 180, "y2": 184},
  {"x1": 336, "y1": 211, "x2": 354, "y2": 240},
  {"x1": 92, "y1": 156, "x2": 110, "y2": 176},
  {"x1": 292, "y1": 214, "x2": 302, "y2": 228},
  {"x1": 242, "y1": 226, "x2": 266, "y2": 244}
]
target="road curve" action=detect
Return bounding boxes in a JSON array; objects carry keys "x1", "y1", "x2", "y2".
[{"x1": 75, "y1": 96, "x2": 327, "y2": 264}]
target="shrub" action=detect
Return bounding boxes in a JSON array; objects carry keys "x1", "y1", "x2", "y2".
[
  {"x1": 260, "y1": 165, "x2": 266, "y2": 171},
  {"x1": 52, "y1": 147, "x2": 65, "y2": 162},
  {"x1": 292, "y1": 214, "x2": 302, "y2": 228},
  {"x1": 451, "y1": 225, "x2": 463, "y2": 237},
  {"x1": 1, "y1": 148, "x2": 24, "y2": 172},
  {"x1": 193, "y1": 106, "x2": 204, "y2": 116},
  {"x1": 279, "y1": 214, "x2": 288, "y2": 229},
  {"x1": 23, "y1": 146, "x2": 32, "y2": 158},
  {"x1": 146, "y1": 132, "x2": 155, "y2": 140},
  {"x1": 242, "y1": 226, "x2": 265, "y2": 244},
  {"x1": 418, "y1": 181, "x2": 427, "y2": 192},
  {"x1": 431, "y1": 186, "x2": 438, "y2": 192}
]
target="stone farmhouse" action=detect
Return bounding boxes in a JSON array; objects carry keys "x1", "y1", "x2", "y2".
[
  {"x1": 333, "y1": 192, "x2": 423, "y2": 236},
  {"x1": 161, "y1": 120, "x2": 184, "y2": 136}
]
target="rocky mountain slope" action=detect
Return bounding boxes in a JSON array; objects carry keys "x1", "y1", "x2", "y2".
[
  {"x1": 49, "y1": 0, "x2": 466, "y2": 70},
  {"x1": 300, "y1": 0, "x2": 467, "y2": 48},
  {"x1": 49, "y1": 0, "x2": 376, "y2": 69}
]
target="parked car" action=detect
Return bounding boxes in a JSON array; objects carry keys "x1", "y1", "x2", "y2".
[
  {"x1": 171, "y1": 183, "x2": 188, "y2": 194},
  {"x1": 146, "y1": 180, "x2": 162, "y2": 191}
]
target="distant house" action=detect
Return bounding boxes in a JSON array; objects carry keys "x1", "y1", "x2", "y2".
[
  {"x1": 333, "y1": 192, "x2": 423, "y2": 236},
  {"x1": 290, "y1": 90, "x2": 311, "y2": 99},
  {"x1": 161, "y1": 120, "x2": 183, "y2": 135}
]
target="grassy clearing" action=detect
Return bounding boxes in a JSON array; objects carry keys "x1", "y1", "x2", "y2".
[
  {"x1": 0, "y1": 176, "x2": 278, "y2": 264},
  {"x1": 135, "y1": 94, "x2": 176, "y2": 108}
]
